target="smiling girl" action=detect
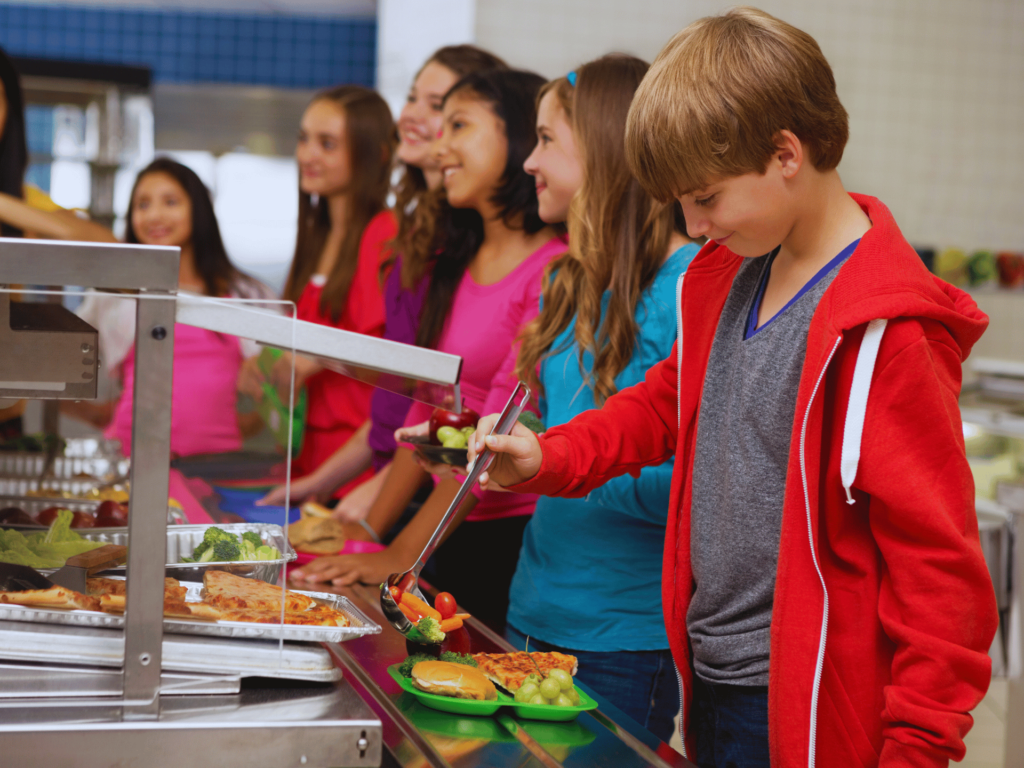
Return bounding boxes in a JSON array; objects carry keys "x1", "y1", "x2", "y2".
[
  {"x1": 292, "y1": 69, "x2": 565, "y2": 633},
  {"x1": 240, "y1": 86, "x2": 397, "y2": 498},
  {"x1": 260, "y1": 46, "x2": 506, "y2": 517},
  {"x1": 508, "y1": 55, "x2": 698, "y2": 741},
  {"x1": 67, "y1": 158, "x2": 273, "y2": 456}
]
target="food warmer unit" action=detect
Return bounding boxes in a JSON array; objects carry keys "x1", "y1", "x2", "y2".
[{"x1": 0, "y1": 237, "x2": 462, "y2": 768}]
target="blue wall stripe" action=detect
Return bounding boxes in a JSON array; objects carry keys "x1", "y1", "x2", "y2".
[{"x1": 0, "y1": 3, "x2": 376, "y2": 89}]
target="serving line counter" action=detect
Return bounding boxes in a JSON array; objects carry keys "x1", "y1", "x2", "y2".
[{"x1": 317, "y1": 580, "x2": 694, "y2": 768}]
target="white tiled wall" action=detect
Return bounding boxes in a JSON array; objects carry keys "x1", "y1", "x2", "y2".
[{"x1": 476, "y1": 0, "x2": 1024, "y2": 253}]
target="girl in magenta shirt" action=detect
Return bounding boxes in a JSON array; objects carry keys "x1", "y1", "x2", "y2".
[
  {"x1": 293, "y1": 69, "x2": 565, "y2": 633},
  {"x1": 69, "y1": 158, "x2": 273, "y2": 457}
]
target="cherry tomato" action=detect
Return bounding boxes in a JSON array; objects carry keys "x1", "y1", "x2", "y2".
[
  {"x1": 389, "y1": 586, "x2": 402, "y2": 603},
  {"x1": 434, "y1": 592, "x2": 457, "y2": 620}
]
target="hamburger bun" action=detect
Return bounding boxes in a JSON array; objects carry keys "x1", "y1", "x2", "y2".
[
  {"x1": 411, "y1": 660, "x2": 497, "y2": 701},
  {"x1": 287, "y1": 515, "x2": 346, "y2": 555}
]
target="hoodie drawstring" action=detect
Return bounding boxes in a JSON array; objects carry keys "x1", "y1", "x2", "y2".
[
  {"x1": 840, "y1": 318, "x2": 887, "y2": 504},
  {"x1": 676, "y1": 271, "x2": 685, "y2": 430}
]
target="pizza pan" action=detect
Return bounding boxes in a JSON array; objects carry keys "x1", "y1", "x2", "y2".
[{"x1": 0, "y1": 581, "x2": 381, "y2": 644}]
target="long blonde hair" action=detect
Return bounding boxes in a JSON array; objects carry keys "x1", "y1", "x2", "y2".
[{"x1": 517, "y1": 54, "x2": 679, "y2": 405}]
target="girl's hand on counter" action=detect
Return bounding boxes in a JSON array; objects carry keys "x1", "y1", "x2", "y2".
[
  {"x1": 290, "y1": 548, "x2": 407, "y2": 587},
  {"x1": 237, "y1": 355, "x2": 266, "y2": 401},
  {"x1": 467, "y1": 414, "x2": 542, "y2": 491},
  {"x1": 258, "y1": 473, "x2": 326, "y2": 507}
]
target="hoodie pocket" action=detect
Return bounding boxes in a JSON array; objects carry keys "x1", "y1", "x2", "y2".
[{"x1": 819, "y1": 655, "x2": 880, "y2": 767}]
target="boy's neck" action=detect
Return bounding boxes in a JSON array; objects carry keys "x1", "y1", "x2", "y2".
[{"x1": 777, "y1": 169, "x2": 870, "y2": 270}]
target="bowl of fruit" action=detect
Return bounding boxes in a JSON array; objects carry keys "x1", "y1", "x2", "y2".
[{"x1": 404, "y1": 406, "x2": 481, "y2": 467}]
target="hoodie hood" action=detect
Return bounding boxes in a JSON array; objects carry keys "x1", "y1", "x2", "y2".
[{"x1": 822, "y1": 194, "x2": 988, "y2": 360}]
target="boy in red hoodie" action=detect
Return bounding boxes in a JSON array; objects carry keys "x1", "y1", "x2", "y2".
[{"x1": 469, "y1": 8, "x2": 997, "y2": 767}]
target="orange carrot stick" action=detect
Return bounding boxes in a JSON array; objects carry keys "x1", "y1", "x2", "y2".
[
  {"x1": 398, "y1": 603, "x2": 422, "y2": 623},
  {"x1": 401, "y1": 592, "x2": 442, "y2": 621},
  {"x1": 439, "y1": 617, "x2": 463, "y2": 633}
]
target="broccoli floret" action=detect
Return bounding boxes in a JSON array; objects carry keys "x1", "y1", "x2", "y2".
[
  {"x1": 439, "y1": 651, "x2": 476, "y2": 667},
  {"x1": 202, "y1": 527, "x2": 236, "y2": 546},
  {"x1": 241, "y1": 531, "x2": 262, "y2": 548},
  {"x1": 198, "y1": 546, "x2": 217, "y2": 563},
  {"x1": 191, "y1": 540, "x2": 211, "y2": 560},
  {"x1": 398, "y1": 651, "x2": 476, "y2": 677},
  {"x1": 416, "y1": 616, "x2": 446, "y2": 644},
  {"x1": 211, "y1": 539, "x2": 241, "y2": 561},
  {"x1": 517, "y1": 411, "x2": 545, "y2": 434}
]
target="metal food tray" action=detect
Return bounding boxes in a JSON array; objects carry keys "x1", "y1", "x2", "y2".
[
  {"x1": 80, "y1": 523, "x2": 297, "y2": 584},
  {"x1": 0, "y1": 620, "x2": 343, "y2": 684},
  {"x1": 0, "y1": 581, "x2": 382, "y2": 644}
]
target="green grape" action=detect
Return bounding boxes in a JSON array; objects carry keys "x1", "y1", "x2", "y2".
[
  {"x1": 442, "y1": 432, "x2": 468, "y2": 449},
  {"x1": 436, "y1": 426, "x2": 458, "y2": 442},
  {"x1": 524, "y1": 673, "x2": 541, "y2": 685},
  {"x1": 528, "y1": 693, "x2": 545, "y2": 705},
  {"x1": 549, "y1": 668, "x2": 573, "y2": 691},
  {"x1": 460, "y1": 426, "x2": 475, "y2": 436},
  {"x1": 539, "y1": 678, "x2": 561, "y2": 699},
  {"x1": 515, "y1": 683, "x2": 539, "y2": 702},
  {"x1": 553, "y1": 693, "x2": 573, "y2": 707},
  {"x1": 565, "y1": 686, "x2": 580, "y2": 705}
]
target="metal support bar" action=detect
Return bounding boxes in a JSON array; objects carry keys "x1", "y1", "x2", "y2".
[
  {"x1": 174, "y1": 296, "x2": 461, "y2": 387},
  {"x1": 0, "y1": 238, "x2": 178, "y2": 291},
  {"x1": 122, "y1": 294, "x2": 176, "y2": 716}
]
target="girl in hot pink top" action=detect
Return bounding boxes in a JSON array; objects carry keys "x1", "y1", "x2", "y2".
[
  {"x1": 402, "y1": 236, "x2": 566, "y2": 522},
  {"x1": 293, "y1": 69, "x2": 564, "y2": 633},
  {"x1": 69, "y1": 158, "x2": 273, "y2": 457}
]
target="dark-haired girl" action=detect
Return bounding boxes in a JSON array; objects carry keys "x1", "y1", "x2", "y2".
[
  {"x1": 260, "y1": 45, "x2": 506, "y2": 516},
  {"x1": 67, "y1": 158, "x2": 273, "y2": 456},
  {"x1": 293, "y1": 69, "x2": 566, "y2": 633},
  {"x1": 239, "y1": 85, "x2": 397, "y2": 499}
]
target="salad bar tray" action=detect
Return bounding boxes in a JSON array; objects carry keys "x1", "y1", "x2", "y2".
[
  {"x1": 0, "y1": 581, "x2": 381, "y2": 644},
  {"x1": 77, "y1": 523, "x2": 297, "y2": 584}
]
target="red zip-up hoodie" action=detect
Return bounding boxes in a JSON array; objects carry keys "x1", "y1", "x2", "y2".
[{"x1": 513, "y1": 195, "x2": 998, "y2": 767}]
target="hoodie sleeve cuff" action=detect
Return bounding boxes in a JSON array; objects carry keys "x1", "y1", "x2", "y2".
[
  {"x1": 878, "y1": 739, "x2": 950, "y2": 768},
  {"x1": 507, "y1": 433, "x2": 574, "y2": 496}
]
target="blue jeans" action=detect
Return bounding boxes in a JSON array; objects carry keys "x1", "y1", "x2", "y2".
[
  {"x1": 505, "y1": 625, "x2": 680, "y2": 742},
  {"x1": 690, "y1": 674, "x2": 769, "y2": 768}
]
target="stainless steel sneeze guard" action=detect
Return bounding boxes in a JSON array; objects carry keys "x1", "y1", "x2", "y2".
[{"x1": 0, "y1": 237, "x2": 464, "y2": 766}]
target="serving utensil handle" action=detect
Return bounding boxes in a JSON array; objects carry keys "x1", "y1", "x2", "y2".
[{"x1": 410, "y1": 382, "x2": 531, "y2": 578}]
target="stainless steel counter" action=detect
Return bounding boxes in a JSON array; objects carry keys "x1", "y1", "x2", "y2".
[{"x1": 315, "y1": 580, "x2": 695, "y2": 768}]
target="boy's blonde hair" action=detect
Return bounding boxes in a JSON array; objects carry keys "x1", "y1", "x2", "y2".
[{"x1": 625, "y1": 6, "x2": 849, "y2": 202}]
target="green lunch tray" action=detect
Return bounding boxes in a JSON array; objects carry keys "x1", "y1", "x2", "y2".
[{"x1": 387, "y1": 664, "x2": 599, "y2": 722}]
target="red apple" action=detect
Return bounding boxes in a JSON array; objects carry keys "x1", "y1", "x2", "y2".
[
  {"x1": 0, "y1": 507, "x2": 35, "y2": 526},
  {"x1": 71, "y1": 511, "x2": 96, "y2": 528},
  {"x1": 429, "y1": 406, "x2": 480, "y2": 445},
  {"x1": 94, "y1": 500, "x2": 128, "y2": 527},
  {"x1": 36, "y1": 506, "x2": 65, "y2": 526}
]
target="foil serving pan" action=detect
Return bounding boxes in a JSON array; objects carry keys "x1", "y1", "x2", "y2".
[
  {"x1": 0, "y1": 620, "x2": 343, "y2": 683},
  {"x1": 79, "y1": 523, "x2": 297, "y2": 584},
  {"x1": 0, "y1": 581, "x2": 381, "y2": 645}
]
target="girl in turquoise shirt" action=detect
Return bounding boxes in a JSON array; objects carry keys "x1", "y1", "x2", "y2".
[{"x1": 512, "y1": 55, "x2": 699, "y2": 741}]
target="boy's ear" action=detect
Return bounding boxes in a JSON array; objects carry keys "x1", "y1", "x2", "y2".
[{"x1": 772, "y1": 129, "x2": 803, "y2": 179}]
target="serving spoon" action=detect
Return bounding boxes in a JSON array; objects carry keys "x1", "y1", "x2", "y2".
[{"x1": 380, "y1": 382, "x2": 531, "y2": 640}]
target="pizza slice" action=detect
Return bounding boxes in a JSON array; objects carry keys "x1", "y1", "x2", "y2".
[
  {"x1": 202, "y1": 570, "x2": 314, "y2": 612},
  {"x1": 0, "y1": 586, "x2": 101, "y2": 612},
  {"x1": 213, "y1": 606, "x2": 350, "y2": 627},
  {"x1": 88, "y1": 577, "x2": 186, "y2": 602},
  {"x1": 471, "y1": 652, "x2": 578, "y2": 692}
]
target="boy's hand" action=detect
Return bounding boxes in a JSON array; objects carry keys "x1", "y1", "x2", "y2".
[{"x1": 467, "y1": 414, "x2": 542, "y2": 491}]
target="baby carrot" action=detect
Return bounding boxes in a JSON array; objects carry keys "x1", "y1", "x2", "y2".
[
  {"x1": 452, "y1": 613, "x2": 471, "y2": 621},
  {"x1": 401, "y1": 592, "x2": 442, "y2": 621},
  {"x1": 398, "y1": 603, "x2": 422, "y2": 623},
  {"x1": 439, "y1": 617, "x2": 463, "y2": 633}
]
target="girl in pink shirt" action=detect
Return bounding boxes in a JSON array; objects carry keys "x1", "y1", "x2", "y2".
[
  {"x1": 67, "y1": 158, "x2": 272, "y2": 457},
  {"x1": 293, "y1": 69, "x2": 566, "y2": 633}
]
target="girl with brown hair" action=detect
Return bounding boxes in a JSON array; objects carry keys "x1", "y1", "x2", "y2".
[
  {"x1": 508, "y1": 55, "x2": 698, "y2": 740},
  {"x1": 259, "y1": 45, "x2": 506, "y2": 516},
  {"x1": 239, "y1": 85, "x2": 396, "y2": 498}
]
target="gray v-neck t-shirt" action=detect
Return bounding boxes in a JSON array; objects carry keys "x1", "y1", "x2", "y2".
[{"x1": 687, "y1": 251, "x2": 846, "y2": 686}]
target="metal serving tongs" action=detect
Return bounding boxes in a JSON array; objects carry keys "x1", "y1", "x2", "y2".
[{"x1": 380, "y1": 382, "x2": 531, "y2": 640}]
